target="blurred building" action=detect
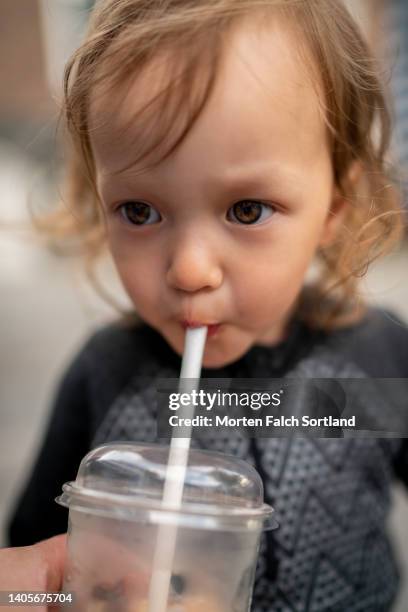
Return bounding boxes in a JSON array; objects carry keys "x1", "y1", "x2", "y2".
[
  {"x1": 0, "y1": 1, "x2": 53, "y2": 130},
  {"x1": 387, "y1": 1, "x2": 408, "y2": 191},
  {"x1": 0, "y1": 0, "x2": 92, "y2": 158}
]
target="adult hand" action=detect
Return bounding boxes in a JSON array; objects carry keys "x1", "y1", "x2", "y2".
[{"x1": 0, "y1": 534, "x2": 66, "y2": 611}]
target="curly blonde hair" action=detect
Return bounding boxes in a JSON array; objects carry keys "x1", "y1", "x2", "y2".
[{"x1": 39, "y1": 0, "x2": 405, "y2": 329}]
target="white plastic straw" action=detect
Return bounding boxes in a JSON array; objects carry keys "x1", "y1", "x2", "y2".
[{"x1": 147, "y1": 326, "x2": 208, "y2": 612}]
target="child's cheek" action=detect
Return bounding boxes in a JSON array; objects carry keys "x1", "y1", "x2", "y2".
[
  {"x1": 121, "y1": 270, "x2": 161, "y2": 315},
  {"x1": 233, "y1": 253, "x2": 310, "y2": 324},
  {"x1": 108, "y1": 238, "x2": 162, "y2": 300}
]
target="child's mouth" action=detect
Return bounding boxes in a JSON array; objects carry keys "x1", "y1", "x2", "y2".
[{"x1": 181, "y1": 320, "x2": 221, "y2": 337}]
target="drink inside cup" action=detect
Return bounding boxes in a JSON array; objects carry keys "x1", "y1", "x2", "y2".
[{"x1": 57, "y1": 443, "x2": 276, "y2": 611}]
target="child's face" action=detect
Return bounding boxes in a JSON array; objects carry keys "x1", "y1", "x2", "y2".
[{"x1": 90, "y1": 15, "x2": 343, "y2": 368}]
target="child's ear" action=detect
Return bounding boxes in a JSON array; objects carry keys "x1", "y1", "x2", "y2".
[{"x1": 319, "y1": 160, "x2": 362, "y2": 248}]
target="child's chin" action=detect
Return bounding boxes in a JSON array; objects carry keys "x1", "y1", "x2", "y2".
[
  {"x1": 201, "y1": 344, "x2": 248, "y2": 370},
  {"x1": 163, "y1": 327, "x2": 251, "y2": 370}
]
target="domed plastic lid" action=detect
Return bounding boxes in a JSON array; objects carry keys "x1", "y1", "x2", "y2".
[{"x1": 57, "y1": 443, "x2": 276, "y2": 531}]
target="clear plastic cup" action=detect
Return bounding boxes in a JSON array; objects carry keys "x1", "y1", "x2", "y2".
[{"x1": 56, "y1": 442, "x2": 276, "y2": 612}]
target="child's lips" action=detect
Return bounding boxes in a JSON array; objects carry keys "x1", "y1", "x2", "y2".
[{"x1": 180, "y1": 320, "x2": 222, "y2": 337}]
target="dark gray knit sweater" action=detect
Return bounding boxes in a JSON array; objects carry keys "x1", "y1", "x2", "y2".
[{"x1": 8, "y1": 308, "x2": 408, "y2": 611}]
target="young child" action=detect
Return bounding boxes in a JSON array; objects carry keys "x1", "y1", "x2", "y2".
[{"x1": 8, "y1": 0, "x2": 408, "y2": 609}]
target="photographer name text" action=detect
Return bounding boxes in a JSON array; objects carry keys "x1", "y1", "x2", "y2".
[{"x1": 168, "y1": 415, "x2": 356, "y2": 428}]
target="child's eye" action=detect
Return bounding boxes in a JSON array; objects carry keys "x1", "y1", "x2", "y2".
[
  {"x1": 227, "y1": 200, "x2": 275, "y2": 225},
  {"x1": 119, "y1": 201, "x2": 161, "y2": 225}
]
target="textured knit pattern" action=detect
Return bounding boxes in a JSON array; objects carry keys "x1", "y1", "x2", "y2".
[{"x1": 89, "y1": 332, "x2": 403, "y2": 611}]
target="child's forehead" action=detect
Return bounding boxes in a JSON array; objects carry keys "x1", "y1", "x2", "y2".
[{"x1": 89, "y1": 11, "x2": 328, "y2": 177}]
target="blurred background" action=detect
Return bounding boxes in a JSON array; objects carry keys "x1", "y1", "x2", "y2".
[{"x1": 0, "y1": 1, "x2": 407, "y2": 609}]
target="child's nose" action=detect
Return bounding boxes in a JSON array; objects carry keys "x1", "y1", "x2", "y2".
[{"x1": 166, "y1": 236, "x2": 223, "y2": 293}]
